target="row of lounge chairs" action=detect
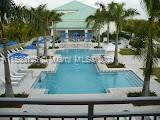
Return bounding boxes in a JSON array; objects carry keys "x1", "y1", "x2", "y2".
[
  {"x1": 0, "y1": 46, "x2": 30, "y2": 86},
  {"x1": 0, "y1": 62, "x2": 30, "y2": 86},
  {"x1": 0, "y1": 47, "x2": 24, "y2": 58}
]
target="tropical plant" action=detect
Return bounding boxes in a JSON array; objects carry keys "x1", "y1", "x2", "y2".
[
  {"x1": 141, "y1": 0, "x2": 160, "y2": 96},
  {"x1": 86, "y1": 9, "x2": 105, "y2": 47},
  {"x1": 48, "y1": 10, "x2": 62, "y2": 48},
  {"x1": 108, "y1": 2, "x2": 139, "y2": 65},
  {"x1": 123, "y1": 19, "x2": 148, "y2": 40},
  {"x1": 0, "y1": 0, "x2": 18, "y2": 97},
  {"x1": 29, "y1": 5, "x2": 46, "y2": 63},
  {"x1": 101, "y1": 4, "x2": 114, "y2": 44},
  {"x1": 5, "y1": 21, "x2": 33, "y2": 43}
]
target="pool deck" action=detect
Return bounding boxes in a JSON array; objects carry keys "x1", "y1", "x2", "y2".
[{"x1": 0, "y1": 43, "x2": 160, "y2": 119}]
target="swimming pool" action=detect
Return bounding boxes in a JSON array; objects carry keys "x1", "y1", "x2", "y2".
[{"x1": 33, "y1": 49, "x2": 143, "y2": 94}]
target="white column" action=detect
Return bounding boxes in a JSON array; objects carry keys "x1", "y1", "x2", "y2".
[
  {"x1": 65, "y1": 29, "x2": 69, "y2": 41},
  {"x1": 51, "y1": 22, "x2": 54, "y2": 37},
  {"x1": 84, "y1": 29, "x2": 88, "y2": 41}
]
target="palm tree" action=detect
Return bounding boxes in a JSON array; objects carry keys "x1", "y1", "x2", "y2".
[
  {"x1": 0, "y1": 0, "x2": 18, "y2": 97},
  {"x1": 29, "y1": 5, "x2": 45, "y2": 63},
  {"x1": 43, "y1": 9, "x2": 50, "y2": 56},
  {"x1": 98, "y1": 3, "x2": 113, "y2": 44},
  {"x1": 109, "y1": 2, "x2": 139, "y2": 65},
  {"x1": 141, "y1": 0, "x2": 160, "y2": 96},
  {"x1": 86, "y1": 9, "x2": 105, "y2": 47},
  {"x1": 48, "y1": 11, "x2": 62, "y2": 48}
]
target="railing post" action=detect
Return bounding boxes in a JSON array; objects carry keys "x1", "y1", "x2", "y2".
[{"x1": 88, "y1": 103, "x2": 94, "y2": 120}]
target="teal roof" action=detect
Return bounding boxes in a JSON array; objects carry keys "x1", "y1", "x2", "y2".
[{"x1": 54, "y1": 1, "x2": 96, "y2": 29}]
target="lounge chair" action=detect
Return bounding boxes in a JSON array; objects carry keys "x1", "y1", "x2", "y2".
[
  {"x1": 10, "y1": 64, "x2": 27, "y2": 76},
  {"x1": 15, "y1": 48, "x2": 21, "y2": 52},
  {"x1": 0, "y1": 53, "x2": 4, "y2": 58},
  {"x1": 10, "y1": 74, "x2": 24, "y2": 78},
  {"x1": 20, "y1": 47, "x2": 24, "y2": 50},
  {"x1": 0, "y1": 77, "x2": 19, "y2": 86},
  {"x1": 7, "y1": 50, "x2": 12, "y2": 55}
]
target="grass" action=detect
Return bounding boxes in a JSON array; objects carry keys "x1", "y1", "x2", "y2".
[
  {"x1": 119, "y1": 48, "x2": 139, "y2": 55},
  {"x1": 141, "y1": 68, "x2": 160, "y2": 83},
  {"x1": 106, "y1": 63, "x2": 125, "y2": 68},
  {"x1": 0, "y1": 93, "x2": 28, "y2": 108},
  {"x1": 28, "y1": 63, "x2": 47, "y2": 69}
]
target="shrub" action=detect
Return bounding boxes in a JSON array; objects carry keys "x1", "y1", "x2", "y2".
[
  {"x1": 0, "y1": 92, "x2": 28, "y2": 98},
  {"x1": 28, "y1": 63, "x2": 47, "y2": 69},
  {"x1": 42, "y1": 56, "x2": 52, "y2": 59},
  {"x1": 157, "y1": 47, "x2": 160, "y2": 58},
  {"x1": 0, "y1": 92, "x2": 29, "y2": 108},
  {"x1": 106, "y1": 63, "x2": 125, "y2": 68},
  {"x1": 119, "y1": 48, "x2": 139, "y2": 55},
  {"x1": 127, "y1": 91, "x2": 157, "y2": 97},
  {"x1": 54, "y1": 46, "x2": 59, "y2": 49},
  {"x1": 94, "y1": 46, "x2": 103, "y2": 48},
  {"x1": 129, "y1": 39, "x2": 145, "y2": 49},
  {"x1": 48, "y1": 46, "x2": 59, "y2": 49},
  {"x1": 127, "y1": 91, "x2": 158, "y2": 106}
]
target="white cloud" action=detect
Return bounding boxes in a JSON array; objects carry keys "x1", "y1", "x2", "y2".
[{"x1": 13, "y1": 0, "x2": 147, "y2": 19}]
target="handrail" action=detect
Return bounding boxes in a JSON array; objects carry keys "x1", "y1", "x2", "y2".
[
  {"x1": 0, "y1": 97, "x2": 160, "y2": 120},
  {"x1": 0, "y1": 97, "x2": 160, "y2": 105}
]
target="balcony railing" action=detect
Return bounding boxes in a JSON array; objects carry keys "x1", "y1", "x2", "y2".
[{"x1": 0, "y1": 97, "x2": 160, "y2": 120}]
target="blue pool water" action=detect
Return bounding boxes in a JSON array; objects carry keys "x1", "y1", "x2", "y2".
[{"x1": 33, "y1": 49, "x2": 143, "y2": 94}]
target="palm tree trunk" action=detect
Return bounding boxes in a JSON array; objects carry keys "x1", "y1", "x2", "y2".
[
  {"x1": 52, "y1": 22, "x2": 56, "y2": 48},
  {"x1": 98, "y1": 28, "x2": 101, "y2": 48},
  {"x1": 114, "y1": 24, "x2": 119, "y2": 65},
  {"x1": 107, "y1": 22, "x2": 110, "y2": 44},
  {"x1": 4, "y1": 43, "x2": 14, "y2": 97},
  {"x1": 142, "y1": 17, "x2": 154, "y2": 96},
  {"x1": 0, "y1": 21, "x2": 14, "y2": 97},
  {"x1": 44, "y1": 33, "x2": 47, "y2": 56},
  {"x1": 36, "y1": 37, "x2": 40, "y2": 63}
]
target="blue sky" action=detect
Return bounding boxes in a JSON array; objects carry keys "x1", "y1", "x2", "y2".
[{"x1": 13, "y1": 0, "x2": 147, "y2": 19}]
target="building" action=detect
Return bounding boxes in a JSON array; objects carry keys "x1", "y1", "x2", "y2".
[{"x1": 50, "y1": 1, "x2": 97, "y2": 42}]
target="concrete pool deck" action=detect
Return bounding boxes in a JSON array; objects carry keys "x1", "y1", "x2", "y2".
[{"x1": 0, "y1": 44, "x2": 160, "y2": 120}]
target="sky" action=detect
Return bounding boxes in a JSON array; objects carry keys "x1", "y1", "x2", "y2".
[{"x1": 13, "y1": 0, "x2": 147, "y2": 19}]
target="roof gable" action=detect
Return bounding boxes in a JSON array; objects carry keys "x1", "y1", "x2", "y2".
[
  {"x1": 55, "y1": 1, "x2": 96, "y2": 11},
  {"x1": 54, "y1": 1, "x2": 96, "y2": 29}
]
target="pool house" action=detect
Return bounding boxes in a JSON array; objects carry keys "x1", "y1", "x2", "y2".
[{"x1": 50, "y1": 1, "x2": 96, "y2": 42}]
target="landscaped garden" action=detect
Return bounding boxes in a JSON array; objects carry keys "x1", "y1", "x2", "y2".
[{"x1": 119, "y1": 48, "x2": 138, "y2": 55}]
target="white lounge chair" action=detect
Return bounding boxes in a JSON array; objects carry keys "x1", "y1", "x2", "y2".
[
  {"x1": 0, "y1": 77, "x2": 19, "y2": 86},
  {"x1": 7, "y1": 50, "x2": 12, "y2": 55},
  {"x1": 10, "y1": 64, "x2": 27, "y2": 76},
  {"x1": 20, "y1": 47, "x2": 24, "y2": 50},
  {"x1": 10, "y1": 72, "x2": 24, "y2": 78},
  {"x1": 11, "y1": 49, "x2": 18, "y2": 53},
  {"x1": 15, "y1": 48, "x2": 20, "y2": 52}
]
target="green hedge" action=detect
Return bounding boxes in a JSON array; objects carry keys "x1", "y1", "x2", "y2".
[
  {"x1": 28, "y1": 63, "x2": 47, "y2": 69},
  {"x1": 0, "y1": 93, "x2": 28, "y2": 108},
  {"x1": 106, "y1": 63, "x2": 125, "y2": 68},
  {"x1": 119, "y1": 48, "x2": 139, "y2": 55},
  {"x1": 127, "y1": 91, "x2": 157, "y2": 97}
]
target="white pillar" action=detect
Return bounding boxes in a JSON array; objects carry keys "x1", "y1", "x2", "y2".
[
  {"x1": 51, "y1": 22, "x2": 54, "y2": 37},
  {"x1": 65, "y1": 29, "x2": 69, "y2": 41},
  {"x1": 84, "y1": 29, "x2": 88, "y2": 41}
]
